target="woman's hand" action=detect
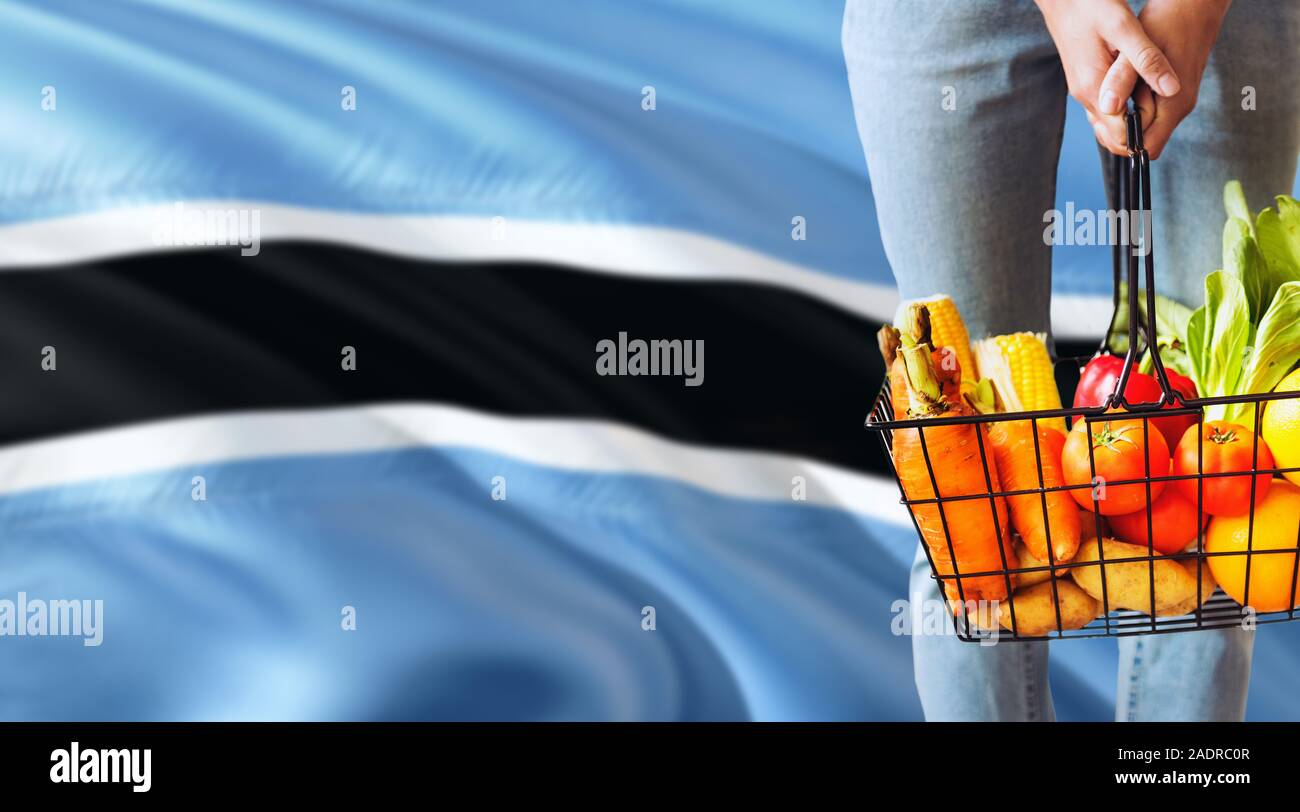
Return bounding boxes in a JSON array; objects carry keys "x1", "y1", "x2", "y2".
[
  {"x1": 1126, "y1": 0, "x2": 1232, "y2": 159},
  {"x1": 1035, "y1": 0, "x2": 1182, "y2": 156}
]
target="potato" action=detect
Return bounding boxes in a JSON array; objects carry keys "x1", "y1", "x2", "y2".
[
  {"x1": 1069, "y1": 537, "x2": 1200, "y2": 614},
  {"x1": 1000, "y1": 580, "x2": 1100, "y2": 635},
  {"x1": 1013, "y1": 549, "x2": 1054, "y2": 588},
  {"x1": 1013, "y1": 536, "x2": 1079, "y2": 589},
  {"x1": 1160, "y1": 559, "x2": 1219, "y2": 617},
  {"x1": 966, "y1": 580, "x2": 1100, "y2": 636}
]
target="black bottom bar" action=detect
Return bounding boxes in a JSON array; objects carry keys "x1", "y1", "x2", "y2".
[{"x1": 1, "y1": 722, "x2": 1283, "y2": 797}]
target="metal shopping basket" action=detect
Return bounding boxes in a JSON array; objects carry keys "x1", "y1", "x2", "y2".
[{"x1": 865, "y1": 109, "x2": 1300, "y2": 642}]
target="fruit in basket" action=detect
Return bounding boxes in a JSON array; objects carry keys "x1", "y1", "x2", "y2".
[
  {"x1": 1161, "y1": 560, "x2": 1219, "y2": 617},
  {"x1": 1261, "y1": 368, "x2": 1300, "y2": 487},
  {"x1": 895, "y1": 295, "x2": 974, "y2": 384},
  {"x1": 1070, "y1": 537, "x2": 1203, "y2": 615},
  {"x1": 878, "y1": 308, "x2": 1016, "y2": 607},
  {"x1": 967, "y1": 580, "x2": 1100, "y2": 636},
  {"x1": 1107, "y1": 487, "x2": 1208, "y2": 554},
  {"x1": 1172, "y1": 421, "x2": 1273, "y2": 516},
  {"x1": 1062, "y1": 413, "x2": 1169, "y2": 515},
  {"x1": 1205, "y1": 480, "x2": 1300, "y2": 612},
  {"x1": 1073, "y1": 355, "x2": 1198, "y2": 448}
]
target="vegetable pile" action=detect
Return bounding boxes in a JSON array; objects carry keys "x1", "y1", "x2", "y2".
[{"x1": 879, "y1": 184, "x2": 1300, "y2": 634}]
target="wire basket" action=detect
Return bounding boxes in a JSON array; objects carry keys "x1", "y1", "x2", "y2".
[{"x1": 865, "y1": 110, "x2": 1300, "y2": 642}]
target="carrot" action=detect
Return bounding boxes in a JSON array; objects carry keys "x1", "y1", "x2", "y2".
[
  {"x1": 885, "y1": 318, "x2": 1015, "y2": 608},
  {"x1": 886, "y1": 343, "x2": 957, "y2": 417},
  {"x1": 962, "y1": 378, "x2": 1081, "y2": 564},
  {"x1": 880, "y1": 313, "x2": 961, "y2": 420},
  {"x1": 985, "y1": 421, "x2": 1081, "y2": 564}
]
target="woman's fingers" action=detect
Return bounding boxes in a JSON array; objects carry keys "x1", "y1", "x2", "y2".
[
  {"x1": 1086, "y1": 109, "x2": 1130, "y2": 156},
  {"x1": 1092, "y1": 83, "x2": 1161, "y2": 158},
  {"x1": 1095, "y1": 55, "x2": 1159, "y2": 156},
  {"x1": 1134, "y1": 84, "x2": 1173, "y2": 159},
  {"x1": 1036, "y1": 0, "x2": 1180, "y2": 157},
  {"x1": 1097, "y1": 56, "x2": 1138, "y2": 115},
  {"x1": 1105, "y1": 13, "x2": 1181, "y2": 97}
]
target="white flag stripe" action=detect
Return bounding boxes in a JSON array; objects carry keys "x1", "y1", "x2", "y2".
[
  {"x1": 0, "y1": 401, "x2": 913, "y2": 525},
  {"x1": 0, "y1": 203, "x2": 1112, "y2": 339}
]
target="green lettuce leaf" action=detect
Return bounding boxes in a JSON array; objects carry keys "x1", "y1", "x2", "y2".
[
  {"x1": 1138, "y1": 291, "x2": 1194, "y2": 341},
  {"x1": 1256, "y1": 195, "x2": 1300, "y2": 289},
  {"x1": 1228, "y1": 281, "x2": 1300, "y2": 423},
  {"x1": 1224, "y1": 180, "x2": 1254, "y2": 236},
  {"x1": 1108, "y1": 282, "x2": 1195, "y2": 361},
  {"x1": 1132, "y1": 292, "x2": 1194, "y2": 377},
  {"x1": 1223, "y1": 217, "x2": 1267, "y2": 319},
  {"x1": 1199, "y1": 271, "x2": 1254, "y2": 422}
]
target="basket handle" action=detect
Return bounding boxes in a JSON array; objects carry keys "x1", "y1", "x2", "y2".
[{"x1": 1099, "y1": 106, "x2": 1184, "y2": 411}]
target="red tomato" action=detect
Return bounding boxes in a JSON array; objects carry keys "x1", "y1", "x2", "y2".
[
  {"x1": 1073, "y1": 356, "x2": 1198, "y2": 449},
  {"x1": 1108, "y1": 486, "x2": 1208, "y2": 554},
  {"x1": 1173, "y1": 421, "x2": 1274, "y2": 516},
  {"x1": 1063, "y1": 413, "x2": 1170, "y2": 515}
]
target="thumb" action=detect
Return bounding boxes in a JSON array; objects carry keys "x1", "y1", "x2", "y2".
[{"x1": 1107, "y1": 15, "x2": 1181, "y2": 97}]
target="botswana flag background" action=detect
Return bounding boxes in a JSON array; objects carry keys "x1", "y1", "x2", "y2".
[{"x1": 3, "y1": 0, "x2": 1300, "y2": 722}]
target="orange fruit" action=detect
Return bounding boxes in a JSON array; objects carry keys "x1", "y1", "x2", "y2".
[
  {"x1": 1261, "y1": 368, "x2": 1300, "y2": 487},
  {"x1": 1206, "y1": 479, "x2": 1300, "y2": 611}
]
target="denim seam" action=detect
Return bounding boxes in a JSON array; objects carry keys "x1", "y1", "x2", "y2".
[
  {"x1": 1023, "y1": 644, "x2": 1039, "y2": 722},
  {"x1": 1125, "y1": 637, "x2": 1144, "y2": 721}
]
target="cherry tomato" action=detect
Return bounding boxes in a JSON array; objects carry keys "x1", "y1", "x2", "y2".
[
  {"x1": 1063, "y1": 412, "x2": 1170, "y2": 515},
  {"x1": 1108, "y1": 486, "x2": 1208, "y2": 554},
  {"x1": 1173, "y1": 421, "x2": 1274, "y2": 516}
]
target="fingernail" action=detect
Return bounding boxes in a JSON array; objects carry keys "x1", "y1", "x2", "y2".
[
  {"x1": 1157, "y1": 73, "x2": 1181, "y2": 96},
  {"x1": 1100, "y1": 90, "x2": 1120, "y2": 114}
]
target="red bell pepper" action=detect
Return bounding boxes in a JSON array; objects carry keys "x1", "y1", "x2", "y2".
[{"x1": 1074, "y1": 355, "x2": 1198, "y2": 448}]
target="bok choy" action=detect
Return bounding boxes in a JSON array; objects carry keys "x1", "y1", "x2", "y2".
[{"x1": 1181, "y1": 182, "x2": 1300, "y2": 423}]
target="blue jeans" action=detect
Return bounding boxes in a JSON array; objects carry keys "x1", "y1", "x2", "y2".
[{"x1": 845, "y1": 0, "x2": 1300, "y2": 721}]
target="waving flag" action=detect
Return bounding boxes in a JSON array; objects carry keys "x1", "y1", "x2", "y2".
[{"x1": 3, "y1": 0, "x2": 1299, "y2": 721}]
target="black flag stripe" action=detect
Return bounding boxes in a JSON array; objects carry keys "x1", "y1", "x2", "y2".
[{"x1": 0, "y1": 242, "x2": 1091, "y2": 474}]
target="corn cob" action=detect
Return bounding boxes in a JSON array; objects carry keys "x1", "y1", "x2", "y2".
[
  {"x1": 973, "y1": 332, "x2": 1064, "y2": 429},
  {"x1": 895, "y1": 295, "x2": 974, "y2": 383}
]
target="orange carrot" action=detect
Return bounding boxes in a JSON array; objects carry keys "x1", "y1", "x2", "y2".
[
  {"x1": 886, "y1": 345, "x2": 958, "y2": 417},
  {"x1": 985, "y1": 421, "x2": 1081, "y2": 564},
  {"x1": 880, "y1": 318, "x2": 961, "y2": 420},
  {"x1": 887, "y1": 326, "x2": 1015, "y2": 608}
]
